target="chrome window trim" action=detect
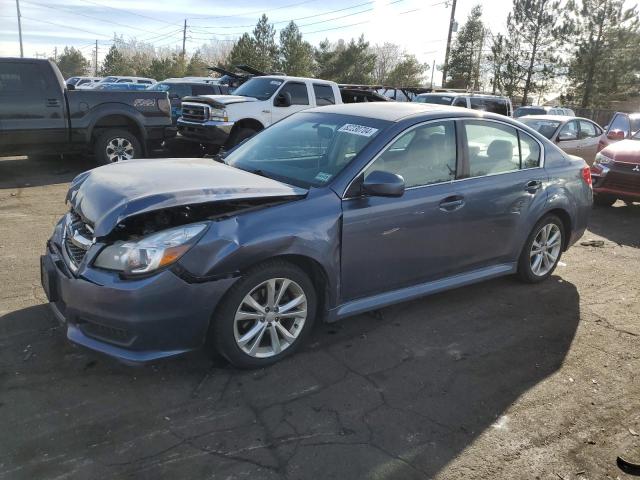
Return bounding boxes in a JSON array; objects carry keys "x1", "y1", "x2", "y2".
[{"x1": 342, "y1": 116, "x2": 546, "y2": 199}]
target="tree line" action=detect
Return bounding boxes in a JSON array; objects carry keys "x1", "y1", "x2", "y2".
[
  {"x1": 447, "y1": 0, "x2": 639, "y2": 107},
  {"x1": 52, "y1": 0, "x2": 639, "y2": 108}
]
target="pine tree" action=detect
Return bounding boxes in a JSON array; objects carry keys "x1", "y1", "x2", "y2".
[
  {"x1": 385, "y1": 55, "x2": 428, "y2": 86},
  {"x1": 278, "y1": 21, "x2": 314, "y2": 76},
  {"x1": 314, "y1": 36, "x2": 376, "y2": 83},
  {"x1": 252, "y1": 14, "x2": 279, "y2": 71},
  {"x1": 227, "y1": 33, "x2": 260, "y2": 69},
  {"x1": 53, "y1": 47, "x2": 90, "y2": 78},
  {"x1": 186, "y1": 50, "x2": 209, "y2": 76},
  {"x1": 565, "y1": 0, "x2": 640, "y2": 107},
  {"x1": 100, "y1": 45, "x2": 133, "y2": 76},
  {"x1": 446, "y1": 5, "x2": 484, "y2": 89},
  {"x1": 510, "y1": 0, "x2": 563, "y2": 105}
]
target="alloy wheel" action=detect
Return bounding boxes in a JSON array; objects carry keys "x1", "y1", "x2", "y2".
[
  {"x1": 105, "y1": 137, "x2": 134, "y2": 162},
  {"x1": 233, "y1": 278, "x2": 308, "y2": 358},
  {"x1": 530, "y1": 223, "x2": 562, "y2": 276}
]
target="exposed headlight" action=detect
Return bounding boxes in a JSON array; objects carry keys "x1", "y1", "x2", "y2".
[
  {"x1": 594, "y1": 152, "x2": 612, "y2": 165},
  {"x1": 210, "y1": 108, "x2": 228, "y2": 122},
  {"x1": 94, "y1": 223, "x2": 208, "y2": 275}
]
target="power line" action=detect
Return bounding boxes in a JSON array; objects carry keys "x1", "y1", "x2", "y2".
[
  {"x1": 71, "y1": 0, "x2": 180, "y2": 26},
  {"x1": 188, "y1": 0, "x2": 321, "y2": 20},
  {"x1": 20, "y1": 15, "x2": 112, "y2": 38}
]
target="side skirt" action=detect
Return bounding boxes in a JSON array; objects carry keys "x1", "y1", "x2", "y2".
[{"x1": 328, "y1": 263, "x2": 517, "y2": 322}]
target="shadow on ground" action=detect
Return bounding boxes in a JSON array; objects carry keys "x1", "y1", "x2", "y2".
[
  {"x1": 587, "y1": 201, "x2": 640, "y2": 248},
  {"x1": 1, "y1": 275, "x2": 580, "y2": 479},
  {"x1": 0, "y1": 156, "x2": 89, "y2": 189}
]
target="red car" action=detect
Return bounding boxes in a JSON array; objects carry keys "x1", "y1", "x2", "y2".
[
  {"x1": 591, "y1": 129, "x2": 640, "y2": 206},
  {"x1": 597, "y1": 112, "x2": 640, "y2": 152}
]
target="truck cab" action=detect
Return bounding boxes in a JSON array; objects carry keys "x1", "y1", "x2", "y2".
[{"x1": 177, "y1": 75, "x2": 342, "y2": 149}]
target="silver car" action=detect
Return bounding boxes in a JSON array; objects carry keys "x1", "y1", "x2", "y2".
[{"x1": 519, "y1": 115, "x2": 603, "y2": 165}]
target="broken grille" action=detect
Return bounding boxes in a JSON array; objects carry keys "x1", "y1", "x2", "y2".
[{"x1": 64, "y1": 211, "x2": 94, "y2": 271}]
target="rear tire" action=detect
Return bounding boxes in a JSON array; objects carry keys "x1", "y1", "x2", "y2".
[
  {"x1": 93, "y1": 128, "x2": 141, "y2": 165},
  {"x1": 212, "y1": 260, "x2": 317, "y2": 369},
  {"x1": 517, "y1": 214, "x2": 565, "y2": 283},
  {"x1": 593, "y1": 194, "x2": 616, "y2": 207}
]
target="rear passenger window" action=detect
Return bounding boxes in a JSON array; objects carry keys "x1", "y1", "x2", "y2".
[
  {"x1": 519, "y1": 131, "x2": 541, "y2": 168},
  {"x1": 464, "y1": 121, "x2": 520, "y2": 177},
  {"x1": 0, "y1": 63, "x2": 43, "y2": 94},
  {"x1": 452, "y1": 97, "x2": 467, "y2": 107},
  {"x1": 313, "y1": 84, "x2": 335, "y2": 106},
  {"x1": 364, "y1": 121, "x2": 457, "y2": 188},
  {"x1": 279, "y1": 82, "x2": 309, "y2": 105}
]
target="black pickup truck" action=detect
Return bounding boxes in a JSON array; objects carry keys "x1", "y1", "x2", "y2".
[{"x1": 0, "y1": 58, "x2": 176, "y2": 164}]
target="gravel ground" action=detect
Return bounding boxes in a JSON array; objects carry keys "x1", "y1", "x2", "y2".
[{"x1": 0, "y1": 155, "x2": 639, "y2": 480}]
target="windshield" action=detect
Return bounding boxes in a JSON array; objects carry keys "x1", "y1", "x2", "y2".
[
  {"x1": 514, "y1": 107, "x2": 546, "y2": 118},
  {"x1": 520, "y1": 118, "x2": 562, "y2": 139},
  {"x1": 233, "y1": 78, "x2": 284, "y2": 100},
  {"x1": 415, "y1": 95, "x2": 454, "y2": 105},
  {"x1": 225, "y1": 112, "x2": 389, "y2": 188}
]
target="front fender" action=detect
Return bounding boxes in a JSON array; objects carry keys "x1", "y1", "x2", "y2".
[{"x1": 177, "y1": 189, "x2": 343, "y2": 309}]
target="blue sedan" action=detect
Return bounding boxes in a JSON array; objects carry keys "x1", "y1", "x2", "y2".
[{"x1": 41, "y1": 103, "x2": 592, "y2": 368}]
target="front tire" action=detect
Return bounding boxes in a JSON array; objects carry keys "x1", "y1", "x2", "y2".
[
  {"x1": 93, "y1": 128, "x2": 141, "y2": 165},
  {"x1": 212, "y1": 260, "x2": 317, "y2": 369},
  {"x1": 517, "y1": 214, "x2": 565, "y2": 283}
]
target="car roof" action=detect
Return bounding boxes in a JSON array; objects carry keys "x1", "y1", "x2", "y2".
[
  {"x1": 417, "y1": 92, "x2": 509, "y2": 100},
  {"x1": 520, "y1": 115, "x2": 596, "y2": 123},
  {"x1": 253, "y1": 75, "x2": 336, "y2": 85},
  {"x1": 306, "y1": 102, "x2": 487, "y2": 122}
]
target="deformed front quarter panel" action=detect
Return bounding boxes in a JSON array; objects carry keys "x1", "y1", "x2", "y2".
[{"x1": 176, "y1": 188, "x2": 344, "y2": 309}]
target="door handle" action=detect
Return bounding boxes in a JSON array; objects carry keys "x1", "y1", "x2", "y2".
[
  {"x1": 525, "y1": 180, "x2": 542, "y2": 193},
  {"x1": 262, "y1": 109, "x2": 271, "y2": 114},
  {"x1": 46, "y1": 98, "x2": 60, "y2": 107},
  {"x1": 439, "y1": 195, "x2": 465, "y2": 212}
]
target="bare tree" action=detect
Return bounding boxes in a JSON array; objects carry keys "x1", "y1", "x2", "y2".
[{"x1": 371, "y1": 43, "x2": 403, "y2": 84}]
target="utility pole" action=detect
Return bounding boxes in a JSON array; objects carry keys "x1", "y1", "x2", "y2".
[
  {"x1": 53, "y1": 46, "x2": 57, "y2": 62},
  {"x1": 16, "y1": 0, "x2": 24, "y2": 57},
  {"x1": 430, "y1": 59, "x2": 436, "y2": 89},
  {"x1": 94, "y1": 40, "x2": 98, "y2": 76},
  {"x1": 441, "y1": 0, "x2": 457, "y2": 88},
  {"x1": 182, "y1": 19, "x2": 187, "y2": 57}
]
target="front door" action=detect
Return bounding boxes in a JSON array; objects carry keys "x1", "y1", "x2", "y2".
[
  {"x1": 341, "y1": 120, "x2": 460, "y2": 301},
  {"x1": 577, "y1": 119, "x2": 602, "y2": 165},
  {"x1": 271, "y1": 81, "x2": 312, "y2": 124},
  {"x1": 556, "y1": 120, "x2": 581, "y2": 156}
]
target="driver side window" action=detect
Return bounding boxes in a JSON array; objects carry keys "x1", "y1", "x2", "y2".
[
  {"x1": 278, "y1": 82, "x2": 309, "y2": 105},
  {"x1": 364, "y1": 121, "x2": 457, "y2": 188},
  {"x1": 558, "y1": 121, "x2": 579, "y2": 140}
]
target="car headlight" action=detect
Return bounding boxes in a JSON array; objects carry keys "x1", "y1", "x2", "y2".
[
  {"x1": 94, "y1": 223, "x2": 208, "y2": 275},
  {"x1": 594, "y1": 152, "x2": 612, "y2": 165},
  {"x1": 210, "y1": 108, "x2": 228, "y2": 122}
]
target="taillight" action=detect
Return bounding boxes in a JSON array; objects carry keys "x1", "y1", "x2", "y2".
[{"x1": 581, "y1": 166, "x2": 592, "y2": 187}]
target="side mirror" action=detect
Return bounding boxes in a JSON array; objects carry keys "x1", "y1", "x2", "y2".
[
  {"x1": 274, "y1": 92, "x2": 292, "y2": 107},
  {"x1": 606, "y1": 129, "x2": 625, "y2": 141},
  {"x1": 557, "y1": 130, "x2": 577, "y2": 142},
  {"x1": 362, "y1": 170, "x2": 405, "y2": 197},
  {"x1": 67, "y1": 84, "x2": 75, "y2": 91}
]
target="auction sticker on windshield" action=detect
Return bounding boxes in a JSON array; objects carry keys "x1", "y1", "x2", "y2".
[{"x1": 338, "y1": 124, "x2": 379, "y2": 137}]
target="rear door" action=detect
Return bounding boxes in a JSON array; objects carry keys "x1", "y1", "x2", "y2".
[
  {"x1": 0, "y1": 61, "x2": 67, "y2": 155},
  {"x1": 447, "y1": 119, "x2": 546, "y2": 272}
]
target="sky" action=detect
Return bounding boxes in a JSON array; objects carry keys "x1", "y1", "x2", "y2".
[{"x1": 0, "y1": 0, "x2": 633, "y2": 85}]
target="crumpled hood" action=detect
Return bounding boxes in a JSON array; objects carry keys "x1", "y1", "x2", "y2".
[
  {"x1": 182, "y1": 95, "x2": 258, "y2": 108},
  {"x1": 66, "y1": 158, "x2": 307, "y2": 237}
]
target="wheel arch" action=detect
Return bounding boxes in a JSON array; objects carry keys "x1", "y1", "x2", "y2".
[
  {"x1": 87, "y1": 111, "x2": 147, "y2": 154},
  {"x1": 230, "y1": 118, "x2": 265, "y2": 136},
  {"x1": 543, "y1": 207, "x2": 573, "y2": 251}
]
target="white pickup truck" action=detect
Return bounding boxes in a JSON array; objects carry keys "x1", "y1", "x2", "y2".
[{"x1": 177, "y1": 75, "x2": 343, "y2": 149}]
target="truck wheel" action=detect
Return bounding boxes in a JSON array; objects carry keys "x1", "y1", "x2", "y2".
[
  {"x1": 94, "y1": 129, "x2": 141, "y2": 165},
  {"x1": 226, "y1": 128, "x2": 257, "y2": 149}
]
